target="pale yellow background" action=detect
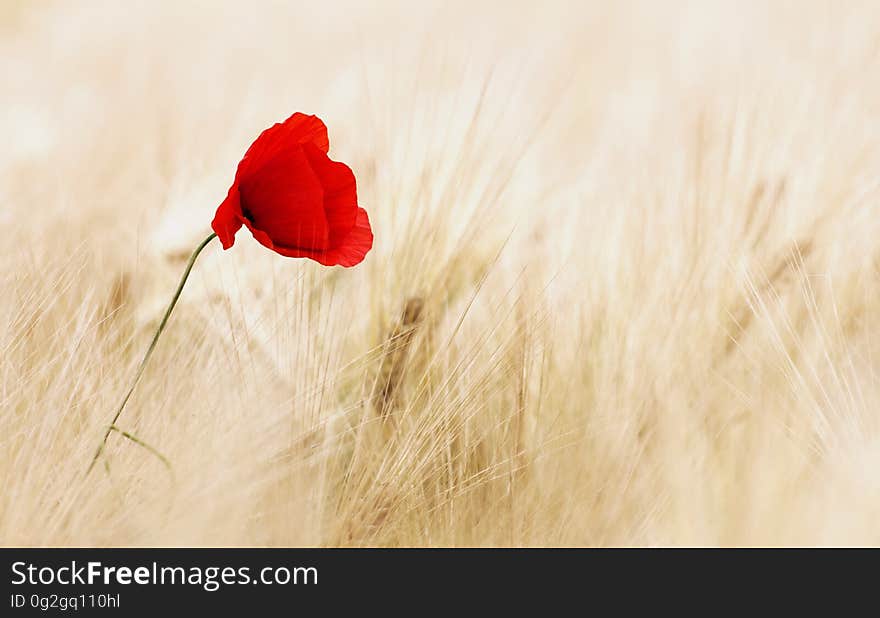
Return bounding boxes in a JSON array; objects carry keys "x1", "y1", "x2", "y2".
[{"x1": 2, "y1": 0, "x2": 880, "y2": 546}]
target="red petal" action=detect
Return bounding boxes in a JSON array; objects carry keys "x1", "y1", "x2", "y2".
[
  {"x1": 238, "y1": 145, "x2": 329, "y2": 250},
  {"x1": 211, "y1": 185, "x2": 243, "y2": 250},
  {"x1": 236, "y1": 113, "x2": 329, "y2": 181},
  {"x1": 264, "y1": 208, "x2": 373, "y2": 267},
  {"x1": 324, "y1": 207, "x2": 373, "y2": 267},
  {"x1": 274, "y1": 208, "x2": 373, "y2": 268},
  {"x1": 301, "y1": 142, "x2": 358, "y2": 248}
]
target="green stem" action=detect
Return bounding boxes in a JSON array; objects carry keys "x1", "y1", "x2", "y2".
[
  {"x1": 86, "y1": 232, "x2": 217, "y2": 476},
  {"x1": 109, "y1": 425, "x2": 173, "y2": 474}
]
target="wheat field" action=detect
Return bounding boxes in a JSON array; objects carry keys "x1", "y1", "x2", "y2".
[{"x1": 2, "y1": 0, "x2": 880, "y2": 547}]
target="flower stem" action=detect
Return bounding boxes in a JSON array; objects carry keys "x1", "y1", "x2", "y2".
[
  {"x1": 109, "y1": 424, "x2": 174, "y2": 474},
  {"x1": 86, "y1": 232, "x2": 218, "y2": 476}
]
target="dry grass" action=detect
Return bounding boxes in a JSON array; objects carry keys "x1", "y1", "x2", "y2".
[{"x1": 3, "y1": 0, "x2": 880, "y2": 546}]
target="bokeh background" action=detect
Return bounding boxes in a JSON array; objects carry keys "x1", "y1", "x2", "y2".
[{"x1": 3, "y1": 0, "x2": 880, "y2": 546}]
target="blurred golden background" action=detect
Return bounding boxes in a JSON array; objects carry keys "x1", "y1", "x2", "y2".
[{"x1": 2, "y1": 0, "x2": 880, "y2": 546}]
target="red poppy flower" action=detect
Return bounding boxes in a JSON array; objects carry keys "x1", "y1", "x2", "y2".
[{"x1": 211, "y1": 113, "x2": 372, "y2": 267}]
